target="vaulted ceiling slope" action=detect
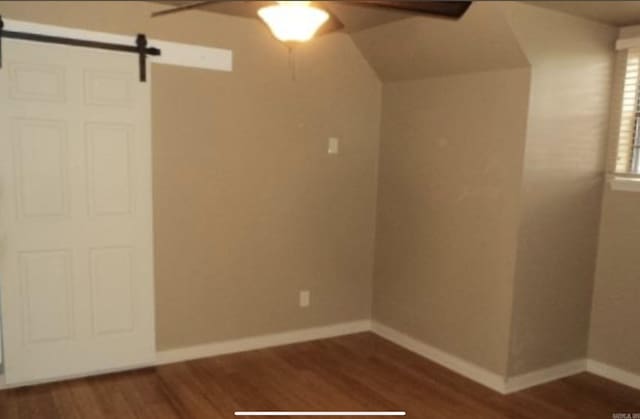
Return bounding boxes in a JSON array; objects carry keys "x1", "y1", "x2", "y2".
[
  {"x1": 350, "y1": 2, "x2": 529, "y2": 82},
  {"x1": 530, "y1": 1, "x2": 640, "y2": 26},
  {"x1": 151, "y1": 1, "x2": 618, "y2": 83}
]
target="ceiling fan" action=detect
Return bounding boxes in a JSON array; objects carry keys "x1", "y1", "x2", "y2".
[{"x1": 152, "y1": 1, "x2": 472, "y2": 45}]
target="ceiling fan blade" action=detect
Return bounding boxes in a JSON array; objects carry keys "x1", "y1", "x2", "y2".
[
  {"x1": 152, "y1": 1, "x2": 232, "y2": 18},
  {"x1": 349, "y1": 1, "x2": 472, "y2": 19}
]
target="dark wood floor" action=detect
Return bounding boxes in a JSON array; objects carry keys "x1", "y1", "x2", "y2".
[{"x1": 1, "y1": 333, "x2": 639, "y2": 418}]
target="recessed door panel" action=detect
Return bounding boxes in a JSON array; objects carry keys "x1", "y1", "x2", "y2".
[
  {"x1": 86, "y1": 123, "x2": 134, "y2": 215},
  {"x1": 20, "y1": 250, "x2": 74, "y2": 343},
  {"x1": 13, "y1": 120, "x2": 69, "y2": 218},
  {"x1": 9, "y1": 63, "x2": 66, "y2": 103},
  {"x1": 84, "y1": 70, "x2": 132, "y2": 107}
]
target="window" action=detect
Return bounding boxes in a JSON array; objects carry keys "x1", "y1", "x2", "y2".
[{"x1": 615, "y1": 48, "x2": 640, "y2": 174}]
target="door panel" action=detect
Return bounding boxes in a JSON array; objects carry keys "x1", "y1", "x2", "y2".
[
  {"x1": 20, "y1": 250, "x2": 74, "y2": 343},
  {"x1": 86, "y1": 122, "x2": 134, "y2": 215},
  {"x1": 13, "y1": 119, "x2": 69, "y2": 218},
  {"x1": 9, "y1": 63, "x2": 66, "y2": 103},
  {"x1": 84, "y1": 70, "x2": 132, "y2": 107},
  {"x1": 0, "y1": 39, "x2": 155, "y2": 385}
]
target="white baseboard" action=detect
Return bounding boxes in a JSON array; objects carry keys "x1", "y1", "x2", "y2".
[
  {"x1": 587, "y1": 359, "x2": 640, "y2": 391},
  {"x1": 504, "y1": 359, "x2": 587, "y2": 394},
  {"x1": 370, "y1": 321, "x2": 507, "y2": 393},
  {"x1": 156, "y1": 320, "x2": 372, "y2": 366},
  {"x1": 3, "y1": 317, "x2": 639, "y2": 397}
]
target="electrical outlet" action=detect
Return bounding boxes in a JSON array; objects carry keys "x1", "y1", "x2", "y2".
[{"x1": 299, "y1": 290, "x2": 310, "y2": 308}]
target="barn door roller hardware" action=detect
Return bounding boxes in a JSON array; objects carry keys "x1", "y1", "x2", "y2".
[{"x1": 0, "y1": 16, "x2": 161, "y2": 82}]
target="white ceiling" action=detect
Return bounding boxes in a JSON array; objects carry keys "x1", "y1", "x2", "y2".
[{"x1": 529, "y1": 1, "x2": 640, "y2": 27}]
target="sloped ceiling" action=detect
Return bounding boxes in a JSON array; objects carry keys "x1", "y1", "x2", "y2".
[
  {"x1": 156, "y1": 1, "x2": 624, "y2": 83},
  {"x1": 529, "y1": 1, "x2": 640, "y2": 26},
  {"x1": 350, "y1": 2, "x2": 529, "y2": 82}
]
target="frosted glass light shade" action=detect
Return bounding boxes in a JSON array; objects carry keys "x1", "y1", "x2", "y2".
[{"x1": 258, "y1": 1, "x2": 330, "y2": 43}]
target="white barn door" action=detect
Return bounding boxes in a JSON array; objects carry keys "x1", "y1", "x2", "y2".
[{"x1": 0, "y1": 39, "x2": 156, "y2": 385}]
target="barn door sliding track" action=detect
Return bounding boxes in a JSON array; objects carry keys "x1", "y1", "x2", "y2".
[{"x1": 0, "y1": 16, "x2": 161, "y2": 81}]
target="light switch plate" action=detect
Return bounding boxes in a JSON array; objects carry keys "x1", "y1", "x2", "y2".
[
  {"x1": 299, "y1": 290, "x2": 310, "y2": 308},
  {"x1": 328, "y1": 137, "x2": 339, "y2": 154}
]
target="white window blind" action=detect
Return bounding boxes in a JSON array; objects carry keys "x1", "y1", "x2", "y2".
[{"x1": 616, "y1": 48, "x2": 640, "y2": 174}]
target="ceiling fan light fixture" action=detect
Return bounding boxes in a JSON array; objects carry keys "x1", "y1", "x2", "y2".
[{"x1": 258, "y1": 1, "x2": 330, "y2": 43}]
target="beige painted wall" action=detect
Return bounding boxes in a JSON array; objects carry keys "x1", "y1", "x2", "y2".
[
  {"x1": 505, "y1": 4, "x2": 617, "y2": 375},
  {"x1": 0, "y1": 1, "x2": 382, "y2": 350},
  {"x1": 590, "y1": 188, "x2": 640, "y2": 375},
  {"x1": 370, "y1": 2, "x2": 618, "y2": 378},
  {"x1": 589, "y1": 33, "x2": 640, "y2": 375},
  {"x1": 373, "y1": 68, "x2": 531, "y2": 375},
  {"x1": 591, "y1": 189, "x2": 640, "y2": 375}
]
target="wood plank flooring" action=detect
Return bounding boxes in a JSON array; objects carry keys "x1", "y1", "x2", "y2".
[{"x1": 1, "y1": 332, "x2": 639, "y2": 418}]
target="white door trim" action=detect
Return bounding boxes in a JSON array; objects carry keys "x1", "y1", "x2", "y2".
[{"x1": 2, "y1": 18, "x2": 233, "y2": 72}]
